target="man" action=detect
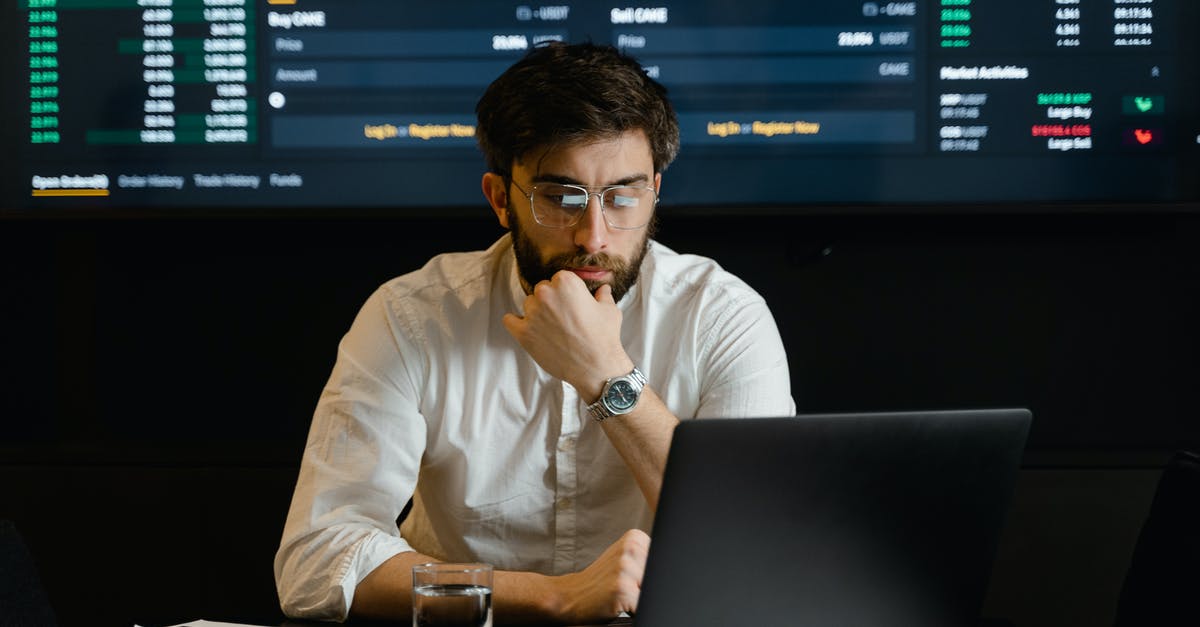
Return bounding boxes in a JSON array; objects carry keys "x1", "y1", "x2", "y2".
[{"x1": 274, "y1": 42, "x2": 794, "y2": 624}]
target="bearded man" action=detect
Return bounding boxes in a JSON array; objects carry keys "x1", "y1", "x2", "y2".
[{"x1": 274, "y1": 42, "x2": 795, "y2": 625}]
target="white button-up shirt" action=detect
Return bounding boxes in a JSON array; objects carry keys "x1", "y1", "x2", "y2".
[{"x1": 274, "y1": 235, "x2": 795, "y2": 620}]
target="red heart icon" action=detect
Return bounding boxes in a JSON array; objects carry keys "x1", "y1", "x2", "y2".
[{"x1": 1134, "y1": 129, "x2": 1153, "y2": 144}]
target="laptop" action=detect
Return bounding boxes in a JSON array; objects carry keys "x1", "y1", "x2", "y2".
[{"x1": 630, "y1": 408, "x2": 1031, "y2": 627}]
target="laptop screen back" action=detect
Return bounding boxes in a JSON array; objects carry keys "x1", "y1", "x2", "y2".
[{"x1": 634, "y1": 409, "x2": 1031, "y2": 627}]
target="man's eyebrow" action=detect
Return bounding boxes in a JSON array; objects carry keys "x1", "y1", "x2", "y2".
[{"x1": 530, "y1": 173, "x2": 651, "y2": 187}]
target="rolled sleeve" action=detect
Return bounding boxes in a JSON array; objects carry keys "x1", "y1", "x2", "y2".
[{"x1": 274, "y1": 286, "x2": 428, "y2": 620}]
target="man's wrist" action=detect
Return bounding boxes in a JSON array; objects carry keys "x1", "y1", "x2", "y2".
[
  {"x1": 586, "y1": 366, "x2": 646, "y2": 422},
  {"x1": 579, "y1": 358, "x2": 636, "y2": 405},
  {"x1": 543, "y1": 572, "x2": 576, "y2": 622},
  {"x1": 493, "y1": 569, "x2": 569, "y2": 623}
]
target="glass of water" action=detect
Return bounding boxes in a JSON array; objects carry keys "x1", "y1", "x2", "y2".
[{"x1": 412, "y1": 562, "x2": 493, "y2": 627}]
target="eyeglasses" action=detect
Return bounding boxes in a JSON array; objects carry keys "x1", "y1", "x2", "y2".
[{"x1": 511, "y1": 180, "x2": 657, "y2": 230}]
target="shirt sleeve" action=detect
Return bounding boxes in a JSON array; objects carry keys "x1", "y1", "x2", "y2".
[
  {"x1": 274, "y1": 284, "x2": 428, "y2": 620},
  {"x1": 694, "y1": 289, "x2": 797, "y2": 419}
]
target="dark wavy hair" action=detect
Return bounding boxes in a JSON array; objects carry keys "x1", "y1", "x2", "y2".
[{"x1": 475, "y1": 42, "x2": 680, "y2": 177}]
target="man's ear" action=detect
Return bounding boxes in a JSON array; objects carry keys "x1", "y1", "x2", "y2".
[{"x1": 481, "y1": 172, "x2": 510, "y2": 229}]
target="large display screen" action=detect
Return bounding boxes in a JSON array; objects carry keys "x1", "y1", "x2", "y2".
[{"x1": 4, "y1": 0, "x2": 1198, "y2": 213}]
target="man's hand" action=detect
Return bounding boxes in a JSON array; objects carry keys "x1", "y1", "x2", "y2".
[
  {"x1": 505, "y1": 270, "x2": 678, "y2": 509},
  {"x1": 551, "y1": 529, "x2": 650, "y2": 623},
  {"x1": 503, "y1": 270, "x2": 633, "y2": 399}
]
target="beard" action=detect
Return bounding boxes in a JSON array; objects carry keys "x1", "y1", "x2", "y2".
[{"x1": 507, "y1": 205, "x2": 653, "y2": 303}]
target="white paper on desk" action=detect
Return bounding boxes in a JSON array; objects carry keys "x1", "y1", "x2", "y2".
[{"x1": 140, "y1": 614, "x2": 272, "y2": 619}]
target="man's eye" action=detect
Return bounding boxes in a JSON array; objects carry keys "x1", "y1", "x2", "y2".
[
  {"x1": 610, "y1": 195, "x2": 639, "y2": 209},
  {"x1": 559, "y1": 193, "x2": 587, "y2": 206}
]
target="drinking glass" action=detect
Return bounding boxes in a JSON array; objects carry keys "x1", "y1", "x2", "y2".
[{"x1": 412, "y1": 562, "x2": 493, "y2": 627}]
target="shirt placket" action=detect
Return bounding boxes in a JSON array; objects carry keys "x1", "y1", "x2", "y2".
[{"x1": 552, "y1": 380, "x2": 581, "y2": 574}]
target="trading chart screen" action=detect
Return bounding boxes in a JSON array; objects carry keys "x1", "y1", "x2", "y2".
[{"x1": 4, "y1": 0, "x2": 1198, "y2": 212}]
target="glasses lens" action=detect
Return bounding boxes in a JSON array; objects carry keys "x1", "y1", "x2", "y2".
[
  {"x1": 531, "y1": 184, "x2": 587, "y2": 227},
  {"x1": 601, "y1": 186, "x2": 655, "y2": 228},
  {"x1": 528, "y1": 184, "x2": 656, "y2": 229}
]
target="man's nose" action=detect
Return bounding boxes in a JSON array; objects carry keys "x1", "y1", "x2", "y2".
[{"x1": 573, "y1": 195, "x2": 609, "y2": 253}]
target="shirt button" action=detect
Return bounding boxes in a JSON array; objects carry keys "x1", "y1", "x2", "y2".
[
  {"x1": 558, "y1": 438, "x2": 576, "y2": 451},
  {"x1": 557, "y1": 497, "x2": 572, "y2": 510}
]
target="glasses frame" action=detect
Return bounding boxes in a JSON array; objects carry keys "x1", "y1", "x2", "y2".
[{"x1": 511, "y1": 179, "x2": 658, "y2": 230}]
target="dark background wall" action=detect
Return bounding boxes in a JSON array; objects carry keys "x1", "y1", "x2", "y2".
[{"x1": 2, "y1": 210, "x2": 1198, "y2": 626}]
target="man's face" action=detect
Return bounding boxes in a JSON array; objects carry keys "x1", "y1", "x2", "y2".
[{"x1": 501, "y1": 130, "x2": 660, "y2": 302}]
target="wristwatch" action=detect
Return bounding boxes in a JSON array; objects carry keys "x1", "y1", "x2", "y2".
[{"x1": 586, "y1": 367, "x2": 647, "y2": 422}]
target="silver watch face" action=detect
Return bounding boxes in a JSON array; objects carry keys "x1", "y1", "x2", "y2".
[{"x1": 605, "y1": 379, "x2": 639, "y2": 412}]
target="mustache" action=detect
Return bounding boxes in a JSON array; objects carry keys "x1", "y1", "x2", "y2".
[{"x1": 547, "y1": 251, "x2": 627, "y2": 271}]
